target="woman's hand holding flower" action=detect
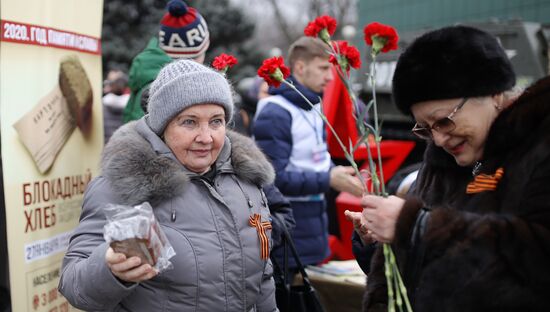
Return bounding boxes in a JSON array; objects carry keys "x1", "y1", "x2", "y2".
[
  {"x1": 344, "y1": 210, "x2": 376, "y2": 245},
  {"x1": 361, "y1": 195, "x2": 405, "y2": 243},
  {"x1": 329, "y1": 165, "x2": 365, "y2": 197}
]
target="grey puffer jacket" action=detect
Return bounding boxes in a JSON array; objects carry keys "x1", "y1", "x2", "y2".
[{"x1": 59, "y1": 118, "x2": 278, "y2": 312}]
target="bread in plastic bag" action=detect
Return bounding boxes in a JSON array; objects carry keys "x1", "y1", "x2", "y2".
[{"x1": 103, "y1": 202, "x2": 176, "y2": 272}]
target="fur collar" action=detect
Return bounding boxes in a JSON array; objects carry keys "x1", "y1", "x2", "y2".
[
  {"x1": 482, "y1": 76, "x2": 550, "y2": 170},
  {"x1": 101, "y1": 119, "x2": 275, "y2": 205}
]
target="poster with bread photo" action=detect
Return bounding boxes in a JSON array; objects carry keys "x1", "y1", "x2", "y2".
[
  {"x1": 13, "y1": 55, "x2": 94, "y2": 174},
  {"x1": 0, "y1": 0, "x2": 103, "y2": 311}
]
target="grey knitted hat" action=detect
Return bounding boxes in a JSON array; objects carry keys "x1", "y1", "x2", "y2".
[{"x1": 147, "y1": 59, "x2": 234, "y2": 135}]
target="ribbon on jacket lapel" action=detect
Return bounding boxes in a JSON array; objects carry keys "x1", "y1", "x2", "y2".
[
  {"x1": 249, "y1": 213, "x2": 272, "y2": 259},
  {"x1": 466, "y1": 167, "x2": 504, "y2": 194}
]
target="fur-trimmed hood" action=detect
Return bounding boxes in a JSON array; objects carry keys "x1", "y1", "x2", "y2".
[
  {"x1": 416, "y1": 76, "x2": 550, "y2": 206},
  {"x1": 101, "y1": 118, "x2": 275, "y2": 205}
]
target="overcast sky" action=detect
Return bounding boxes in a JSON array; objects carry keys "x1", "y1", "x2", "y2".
[
  {"x1": 228, "y1": 0, "x2": 358, "y2": 55},
  {"x1": 227, "y1": 0, "x2": 310, "y2": 54}
]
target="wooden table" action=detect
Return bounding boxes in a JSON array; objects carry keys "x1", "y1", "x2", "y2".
[{"x1": 305, "y1": 261, "x2": 366, "y2": 312}]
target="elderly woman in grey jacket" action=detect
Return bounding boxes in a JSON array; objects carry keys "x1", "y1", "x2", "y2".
[{"x1": 59, "y1": 60, "x2": 278, "y2": 311}]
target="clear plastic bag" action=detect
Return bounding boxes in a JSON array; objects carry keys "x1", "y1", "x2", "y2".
[{"x1": 103, "y1": 202, "x2": 176, "y2": 273}]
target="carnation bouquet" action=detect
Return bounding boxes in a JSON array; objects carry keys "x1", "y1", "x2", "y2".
[{"x1": 257, "y1": 16, "x2": 412, "y2": 312}]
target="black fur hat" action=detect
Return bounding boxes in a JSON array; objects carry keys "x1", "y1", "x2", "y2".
[{"x1": 392, "y1": 25, "x2": 516, "y2": 115}]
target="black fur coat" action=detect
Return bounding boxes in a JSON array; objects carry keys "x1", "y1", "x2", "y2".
[{"x1": 364, "y1": 76, "x2": 550, "y2": 311}]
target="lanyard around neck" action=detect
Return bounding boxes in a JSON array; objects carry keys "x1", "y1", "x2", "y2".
[{"x1": 297, "y1": 105, "x2": 323, "y2": 144}]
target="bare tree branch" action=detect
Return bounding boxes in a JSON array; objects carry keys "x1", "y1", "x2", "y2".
[
  {"x1": 309, "y1": 0, "x2": 323, "y2": 19},
  {"x1": 266, "y1": 0, "x2": 296, "y2": 45}
]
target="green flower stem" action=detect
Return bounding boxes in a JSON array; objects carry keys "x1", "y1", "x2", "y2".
[
  {"x1": 328, "y1": 43, "x2": 360, "y2": 113},
  {"x1": 370, "y1": 47, "x2": 412, "y2": 312},
  {"x1": 369, "y1": 56, "x2": 386, "y2": 196},
  {"x1": 334, "y1": 69, "x2": 363, "y2": 126},
  {"x1": 285, "y1": 38, "x2": 413, "y2": 312},
  {"x1": 387, "y1": 243, "x2": 413, "y2": 312},
  {"x1": 328, "y1": 43, "x2": 351, "y2": 91},
  {"x1": 364, "y1": 142, "x2": 380, "y2": 195},
  {"x1": 328, "y1": 40, "x2": 385, "y2": 196},
  {"x1": 328, "y1": 42, "x2": 382, "y2": 195},
  {"x1": 390, "y1": 248, "x2": 404, "y2": 312},
  {"x1": 319, "y1": 28, "x2": 331, "y2": 44},
  {"x1": 394, "y1": 251, "x2": 413, "y2": 312},
  {"x1": 372, "y1": 40, "x2": 383, "y2": 56},
  {"x1": 282, "y1": 80, "x2": 368, "y2": 194},
  {"x1": 271, "y1": 68, "x2": 285, "y2": 84},
  {"x1": 326, "y1": 38, "x2": 413, "y2": 312},
  {"x1": 383, "y1": 244, "x2": 396, "y2": 312}
]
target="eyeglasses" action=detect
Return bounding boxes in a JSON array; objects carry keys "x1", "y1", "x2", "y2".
[{"x1": 411, "y1": 97, "x2": 469, "y2": 140}]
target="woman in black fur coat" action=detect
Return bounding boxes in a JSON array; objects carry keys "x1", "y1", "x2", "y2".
[{"x1": 349, "y1": 25, "x2": 550, "y2": 311}]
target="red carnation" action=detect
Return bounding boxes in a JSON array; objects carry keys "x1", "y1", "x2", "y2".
[
  {"x1": 304, "y1": 15, "x2": 337, "y2": 42},
  {"x1": 212, "y1": 53, "x2": 238, "y2": 73},
  {"x1": 363, "y1": 22, "x2": 399, "y2": 54},
  {"x1": 330, "y1": 41, "x2": 361, "y2": 71},
  {"x1": 257, "y1": 56, "x2": 290, "y2": 88}
]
